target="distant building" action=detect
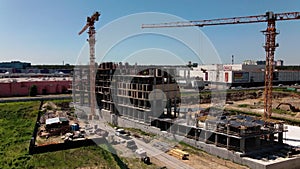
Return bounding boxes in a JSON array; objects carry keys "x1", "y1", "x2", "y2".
[
  {"x1": 242, "y1": 60, "x2": 257, "y2": 65},
  {"x1": 276, "y1": 59, "x2": 284, "y2": 66},
  {"x1": 256, "y1": 60, "x2": 266, "y2": 65},
  {"x1": 180, "y1": 63, "x2": 300, "y2": 88},
  {"x1": 244, "y1": 59, "x2": 284, "y2": 66},
  {"x1": 0, "y1": 61, "x2": 31, "y2": 70},
  {"x1": 0, "y1": 77, "x2": 71, "y2": 97}
]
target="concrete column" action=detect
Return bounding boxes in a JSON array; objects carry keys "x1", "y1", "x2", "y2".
[
  {"x1": 227, "y1": 125, "x2": 230, "y2": 134},
  {"x1": 204, "y1": 131, "x2": 208, "y2": 143},
  {"x1": 240, "y1": 138, "x2": 245, "y2": 153},
  {"x1": 174, "y1": 98, "x2": 177, "y2": 118},
  {"x1": 167, "y1": 99, "x2": 171, "y2": 117},
  {"x1": 215, "y1": 134, "x2": 218, "y2": 145},
  {"x1": 185, "y1": 126, "x2": 188, "y2": 135},
  {"x1": 122, "y1": 107, "x2": 128, "y2": 117},
  {"x1": 152, "y1": 100, "x2": 157, "y2": 117},
  {"x1": 226, "y1": 125, "x2": 231, "y2": 149},
  {"x1": 227, "y1": 137, "x2": 230, "y2": 149},
  {"x1": 278, "y1": 123, "x2": 284, "y2": 143}
]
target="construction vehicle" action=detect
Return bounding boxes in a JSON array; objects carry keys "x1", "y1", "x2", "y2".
[
  {"x1": 135, "y1": 148, "x2": 150, "y2": 164},
  {"x1": 142, "y1": 11, "x2": 300, "y2": 120},
  {"x1": 276, "y1": 103, "x2": 300, "y2": 112},
  {"x1": 168, "y1": 148, "x2": 189, "y2": 160}
]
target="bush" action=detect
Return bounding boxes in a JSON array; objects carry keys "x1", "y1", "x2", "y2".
[
  {"x1": 29, "y1": 85, "x2": 38, "y2": 96},
  {"x1": 238, "y1": 104, "x2": 248, "y2": 108}
]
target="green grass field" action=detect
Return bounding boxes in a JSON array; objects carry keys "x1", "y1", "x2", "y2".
[{"x1": 0, "y1": 101, "x2": 157, "y2": 169}]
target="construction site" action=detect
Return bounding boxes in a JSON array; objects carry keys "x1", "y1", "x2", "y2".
[
  {"x1": 74, "y1": 61, "x2": 298, "y2": 168},
  {"x1": 71, "y1": 11, "x2": 300, "y2": 169}
]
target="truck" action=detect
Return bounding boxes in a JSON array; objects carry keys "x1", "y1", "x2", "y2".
[{"x1": 168, "y1": 148, "x2": 189, "y2": 160}]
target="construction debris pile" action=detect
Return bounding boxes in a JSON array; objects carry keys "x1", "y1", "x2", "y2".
[{"x1": 36, "y1": 101, "x2": 86, "y2": 145}]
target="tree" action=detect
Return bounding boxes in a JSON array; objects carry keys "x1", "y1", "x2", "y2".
[{"x1": 29, "y1": 85, "x2": 38, "y2": 96}]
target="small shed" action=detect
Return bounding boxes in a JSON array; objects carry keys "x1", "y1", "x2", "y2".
[{"x1": 45, "y1": 117, "x2": 69, "y2": 129}]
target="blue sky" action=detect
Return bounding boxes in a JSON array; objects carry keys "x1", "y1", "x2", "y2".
[{"x1": 0, "y1": 1, "x2": 300, "y2": 65}]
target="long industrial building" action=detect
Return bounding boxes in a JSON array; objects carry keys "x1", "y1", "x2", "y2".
[
  {"x1": 0, "y1": 77, "x2": 71, "y2": 97},
  {"x1": 182, "y1": 63, "x2": 300, "y2": 88}
]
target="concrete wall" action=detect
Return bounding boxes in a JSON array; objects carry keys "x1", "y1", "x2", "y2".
[{"x1": 118, "y1": 117, "x2": 161, "y2": 136}]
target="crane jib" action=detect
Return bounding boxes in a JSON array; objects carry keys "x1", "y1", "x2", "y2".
[{"x1": 141, "y1": 12, "x2": 300, "y2": 28}]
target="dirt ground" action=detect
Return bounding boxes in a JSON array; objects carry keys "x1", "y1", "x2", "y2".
[
  {"x1": 199, "y1": 94, "x2": 300, "y2": 121},
  {"x1": 171, "y1": 144, "x2": 249, "y2": 169},
  {"x1": 183, "y1": 153, "x2": 248, "y2": 169},
  {"x1": 149, "y1": 149, "x2": 248, "y2": 169}
]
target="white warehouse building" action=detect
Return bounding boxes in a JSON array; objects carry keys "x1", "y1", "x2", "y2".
[{"x1": 178, "y1": 64, "x2": 300, "y2": 88}]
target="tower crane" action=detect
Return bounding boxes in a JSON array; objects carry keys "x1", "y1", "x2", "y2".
[
  {"x1": 79, "y1": 11, "x2": 100, "y2": 116},
  {"x1": 142, "y1": 11, "x2": 300, "y2": 119}
]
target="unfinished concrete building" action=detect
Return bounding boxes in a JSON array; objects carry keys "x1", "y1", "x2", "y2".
[
  {"x1": 152, "y1": 113, "x2": 286, "y2": 154},
  {"x1": 73, "y1": 65, "x2": 94, "y2": 106},
  {"x1": 82, "y1": 62, "x2": 288, "y2": 155},
  {"x1": 96, "y1": 62, "x2": 181, "y2": 124}
]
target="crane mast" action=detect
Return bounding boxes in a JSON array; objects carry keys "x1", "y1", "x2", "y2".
[
  {"x1": 142, "y1": 11, "x2": 300, "y2": 119},
  {"x1": 79, "y1": 12, "x2": 100, "y2": 117}
]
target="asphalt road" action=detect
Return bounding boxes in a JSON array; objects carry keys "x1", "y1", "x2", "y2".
[{"x1": 134, "y1": 138, "x2": 194, "y2": 169}]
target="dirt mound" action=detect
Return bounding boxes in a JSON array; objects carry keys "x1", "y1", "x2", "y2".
[{"x1": 42, "y1": 102, "x2": 58, "y2": 110}]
